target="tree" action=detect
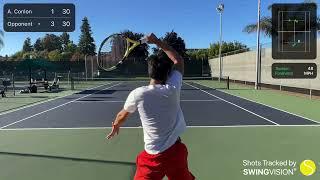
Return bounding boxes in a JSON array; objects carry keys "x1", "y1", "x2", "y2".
[
  {"x1": 48, "y1": 50, "x2": 62, "y2": 61},
  {"x1": 39, "y1": 50, "x2": 49, "y2": 59},
  {"x1": 60, "y1": 32, "x2": 71, "y2": 51},
  {"x1": 243, "y1": 0, "x2": 319, "y2": 36},
  {"x1": 11, "y1": 51, "x2": 24, "y2": 61},
  {"x1": 33, "y1": 38, "x2": 43, "y2": 51},
  {"x1": 61, "y1": 41, "x2": 77, "y2": 60},
  {"x1": 121, "y1": 30, "x2": 149, "y2": 59},
  {"x1": 60, "y1": 52, "x2": 73, "y2": 60},
  {"x1": 71, "y1": 51, "x2": 82, "y2": 61},
  {"x1": 42, "y1": 34, "x2": 62, "y2": 52},
  {"x1": 65, "y1": 41, "x2": 77, "y2": 53},
  {"x1": 208, "y1": 41, "x2": 248, "y2": 58},
  {"x1": 186, "y1": 49, "x2": 209, "y2": 60},
  {"x1": 22, "y1": 51, "x2": 41, "y2": 59},
  {"x1": 153, "y1": 31, "x2": 186, "y2": 59},
  {"x1": 23, "y1": 37, "x2": 33, "y2": 52},
  {"x1": 78, "y1": 17, "x2": 96, "y2": 56}
]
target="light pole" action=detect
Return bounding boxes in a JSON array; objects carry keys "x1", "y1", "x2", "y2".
[
  {"x1": 216, "y1": 3, "x2": 224, "y2": 82},
  {"x1": 84, "y1": 54, "x2": 87, "y2": 81},
  {"x1": 255, "y1": 0, "x2": 261, "y2": 90}
]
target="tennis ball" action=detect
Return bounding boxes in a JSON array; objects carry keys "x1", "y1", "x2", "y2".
[{"x1": 300, "y1": 160, "x2": 316, "y2": 176}]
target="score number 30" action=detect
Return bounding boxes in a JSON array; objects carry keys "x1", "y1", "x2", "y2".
[{"x1": 50, "y1": 8, "x2": 72, "y2": 27}]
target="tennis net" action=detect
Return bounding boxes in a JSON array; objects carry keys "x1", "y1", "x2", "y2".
[{"x1": 69, "y1": 76, "x2": 230, "y2": 91}]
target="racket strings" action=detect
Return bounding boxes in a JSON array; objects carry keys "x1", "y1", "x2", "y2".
[{"x1": 98, "y1": 35, "x2": 128, "y2": 70}]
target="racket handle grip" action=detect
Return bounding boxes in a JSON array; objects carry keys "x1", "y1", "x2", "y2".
[{"x1": 140, "y1": 37, "x2": 148, "y2": 44}]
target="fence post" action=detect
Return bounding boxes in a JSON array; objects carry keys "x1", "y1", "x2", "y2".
[
  {"x1": 67, "y1": 70, "x2": 70, "y2": 86},
  {"x1": 70, "y1": 76, "x2": 74, "y2": 90},
  {"x1": 227, "y1": 76, "x2": 230, "y2": 90},
  {"x1": 12, "y1": 73, "x2": 15, "y2": 96},
  {"x1": 91, "y1": 56, "x2": 94, "y2": 80}
]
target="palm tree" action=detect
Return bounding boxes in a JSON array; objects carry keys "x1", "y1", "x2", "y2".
[{"x1": 243, "y1": 0, "x2": 319, "y2": 37}]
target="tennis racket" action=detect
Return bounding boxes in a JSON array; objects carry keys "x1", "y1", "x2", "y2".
[{"x1": 97, "y1": 34, "x2": 148, "y2": 71}]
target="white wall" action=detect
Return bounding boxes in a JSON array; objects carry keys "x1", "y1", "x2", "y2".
[{"x1": 209, "y1": 41, "x2": 320, "y2": 90}]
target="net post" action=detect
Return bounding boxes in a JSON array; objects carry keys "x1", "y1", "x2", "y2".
[{"x1": 227, "y1": 76, "x2": 230, "y2": 90}]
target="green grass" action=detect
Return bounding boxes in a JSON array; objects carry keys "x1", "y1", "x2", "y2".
[
  {"x1": 194, "y1": 80, "x2": 320, "y2": 122},
  {"x1": 0, "y1": 127, "x2": 320, "y2": 179}
]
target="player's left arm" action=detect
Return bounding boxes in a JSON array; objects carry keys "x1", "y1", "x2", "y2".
[{"x1": 106, "y1": 109, "x2": 131, "y2": 139}]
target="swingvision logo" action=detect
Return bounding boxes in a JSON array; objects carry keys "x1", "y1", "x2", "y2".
[
  {"x1": 242, "y1": 160, "x2": 297, "y2": 176},
  {"x1": 300, "y1": 160, "x2": 317, "y2": 176},
  {"x1": 242, "y1": 159, "x2": 318, "y2": 177}
]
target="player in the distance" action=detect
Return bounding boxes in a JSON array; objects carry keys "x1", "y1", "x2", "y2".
[{"x1": 107, "y1": 33, "x2": 195, "y2": 180}]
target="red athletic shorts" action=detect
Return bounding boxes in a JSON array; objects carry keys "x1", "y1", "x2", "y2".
[{"x1": 134, "y1": 138, "x2": 195, "y2": 180}]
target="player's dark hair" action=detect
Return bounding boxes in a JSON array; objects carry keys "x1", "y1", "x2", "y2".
[{"x1": 147, "y1": 55, "x2": 173, "y2": 84}]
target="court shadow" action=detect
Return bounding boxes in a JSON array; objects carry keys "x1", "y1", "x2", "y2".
[
  {"x1": 76, "y1": 99, "x2": 112, "y2": 102},
  {"x1": 0, "y1": 151, "x2": 136, "y2": 178},
  {"x1": 63, "y1": 96, "x2": 114, "y2": 101},
  {"x1": 90, "y1": 96, "x2": 115, "y2": 99},
  {"x1": 75, "y1": 90, "x2": 117, "y2": 95},
  {"x1": 79, "y1": 89, "x2": 139, "y2": 94}
]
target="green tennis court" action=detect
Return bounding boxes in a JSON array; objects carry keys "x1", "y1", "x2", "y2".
[
  {"x1": 0, "y1": 79, "x2": 319, "y2": 179},
  {"x1": 1, "y1": 126, "x2": 320, "y2": 180}
]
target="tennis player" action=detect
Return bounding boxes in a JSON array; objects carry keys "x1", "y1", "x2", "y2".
[{"x1": 107, "y1": 33, "x2": 195, "y2": 180}]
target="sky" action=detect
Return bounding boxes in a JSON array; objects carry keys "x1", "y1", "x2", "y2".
[{"x1": 0, "y1": 0, "x2": 317, "y2": 56}]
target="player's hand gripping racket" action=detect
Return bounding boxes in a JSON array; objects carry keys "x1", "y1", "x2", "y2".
[{"x1": 97, "y1": 34, "x2": 148, "y2": 71}]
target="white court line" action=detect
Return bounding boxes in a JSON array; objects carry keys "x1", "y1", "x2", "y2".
[
  {"x1": 2, "y1": 124, "x2": 320, "y2": 131},
  {"x1": 196, "y1": 82, "x2": 319, "y2": 124},
  {"x1": 0, "y1": 83, "x2": 123, "y2": 129},
  {"x1": 0, "y1": 83, "x2": 109, "y2": 117},
  {"x1": 183, "y1": 82, "x2": 280, "y2": 126},
  {"x1": 181, "y1": 99, "x2": 222, "y2": 102},
  {"x1": 73, "y1": 99, "x2": 223, "y2": 103}
]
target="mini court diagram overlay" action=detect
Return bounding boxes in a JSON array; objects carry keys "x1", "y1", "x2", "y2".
[{"x1": 272, "y1": 3, "x2": 317, "y2": 59}]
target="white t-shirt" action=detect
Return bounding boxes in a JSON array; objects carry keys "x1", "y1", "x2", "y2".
[{"x1": 124, "y1": 70, "x2": 186, "y2": 154}]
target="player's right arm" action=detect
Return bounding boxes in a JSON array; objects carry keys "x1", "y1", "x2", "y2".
[{"x1": 146, "y1": 33, "x2": 184, "y2": 75}]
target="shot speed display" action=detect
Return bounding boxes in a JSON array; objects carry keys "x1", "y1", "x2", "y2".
[
  {"x1": 3, "y1": 3, "x2": 75, "y2": 32},
  {"x1": 272, "y1": 63, "x2": 317, "y2": 79}
]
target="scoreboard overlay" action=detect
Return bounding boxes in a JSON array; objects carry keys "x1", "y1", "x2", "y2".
[{"x1": 3, "y1": 3, "x2": 75, "y2": 32}]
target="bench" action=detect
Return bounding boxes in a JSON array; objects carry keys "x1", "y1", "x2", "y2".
[{"x1": 49, "y1": 79, "x2": 60, "y2": 91}]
